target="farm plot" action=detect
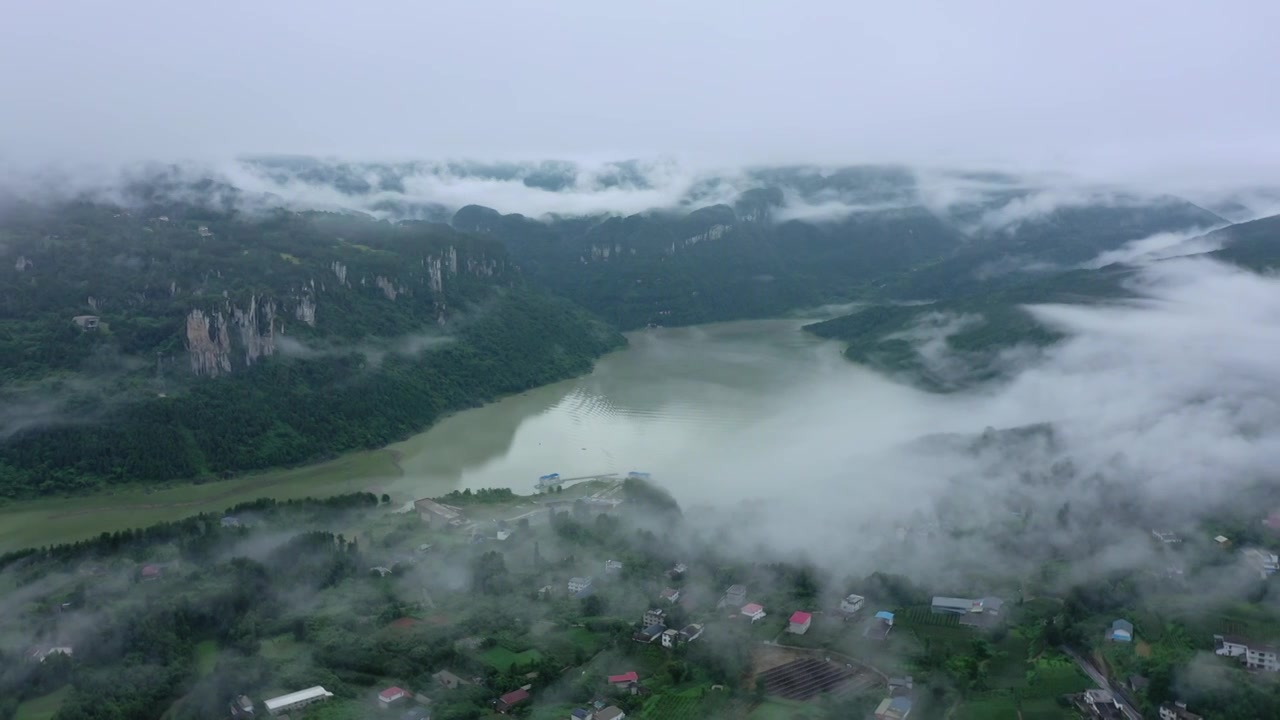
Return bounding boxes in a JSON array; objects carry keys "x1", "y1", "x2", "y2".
[
  {"x1": 758, "y1": 658, "x2": 859, "y2": 701},
  {"x1": 480, "y1": 646, "x2": 543, "y2": 671}
]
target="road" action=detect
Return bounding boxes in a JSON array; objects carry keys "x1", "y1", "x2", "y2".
[{"x1": 1059, "y1": 646, "x2": 1142, "y2": 720}]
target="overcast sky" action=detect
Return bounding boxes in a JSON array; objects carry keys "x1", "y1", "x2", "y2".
[{"x1": 3, "y1": 0, "x2": 1278, "y2": 182}]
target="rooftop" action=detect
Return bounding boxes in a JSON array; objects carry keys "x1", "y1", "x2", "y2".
[
  {"x1": 741, "y1": 603, "x2": 764, "y2": 615},
  {"x1": 596, "y1": 707, "x2": 625, "y2": 720},
  {"x1": 264, "y1": 686, "x2": 333, "y2": 711},
  {"x1": 608, "y1": 671, "x2": 638, "y2": 684},
  {"x1": 790, "y1": 611, "x2": 812, "y2": 625},
  {"x1": 499, "y1": 688, "x2": 529, "y2": 705},
  {"x1": 378, "y1": 687, "x2": 406, "y2": 702}
]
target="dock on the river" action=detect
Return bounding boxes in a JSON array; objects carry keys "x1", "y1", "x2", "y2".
[{"x1": 535, "y1": 472, "x2": 619, "y2": 491}]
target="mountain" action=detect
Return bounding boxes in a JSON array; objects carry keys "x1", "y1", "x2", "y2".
[
  {"x1": 805, "y1": 213, "x2": 1280, "y2": 392},
  {"x1": 442, "y1": 167, "x2": 1221, "y2": 330},
  {"x1": 0, "y1": 199, "x2": 623, "y2": 498}
]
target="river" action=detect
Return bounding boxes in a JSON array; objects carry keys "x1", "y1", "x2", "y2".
[
  {"x1": 384, "y1": 316, "x2": 870, "y2": 498},
  {"x1": 0, "y1": 313, "x2": 924, "y2": 552}
]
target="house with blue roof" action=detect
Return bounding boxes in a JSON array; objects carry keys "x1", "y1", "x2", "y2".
[
  {"x1": 1110, "y1": 619, "x2": 1134, "y2": 642},
  {"x1": 874, "y1": 695, "x2": 913, "y2": 719}
]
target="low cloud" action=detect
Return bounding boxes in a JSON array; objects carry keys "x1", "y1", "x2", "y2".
[
  {"x1": 1080, "y1": 226, "x2": 1226, "y2": 268},
  {"x1": 666, "y1": 255, "x2": 1280, "y2": 596}
]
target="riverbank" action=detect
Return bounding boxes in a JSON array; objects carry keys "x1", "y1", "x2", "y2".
[
  {"x1": 0, "y1": 316, "x2": 855, "y2": 553},
  {"x1": 0, "y1": 448, "x2": 401, "y2": 553}
]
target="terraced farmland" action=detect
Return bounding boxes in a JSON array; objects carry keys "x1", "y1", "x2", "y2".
[{"x1": 758, "y1": 657, "x2": 876, "y2": 701}]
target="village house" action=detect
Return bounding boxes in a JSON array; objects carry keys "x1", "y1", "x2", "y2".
[
  {"x1": 839, "y1": 593, "x2": 866, "y2": 616},
  {"x1": 1080, "y1": 689, "x2": 1124, "y2": 719},
  {"x1": 864, "y1": 611, "x2": 894, "y2": 640},
  {"x1": 607, "y1": 671, "x2": 639, "y2": 690},
  {"x1": 604, "y1": 560, "x2": 623, "y2": 575},
  {"x1": 930, "y1": 595, "x2": 1003, "y2": 627},
  {"x1": 377, "y1": 687, "x2": 407, "y2": 709},
  {"x1": 660, "y1": 628, "x2": 680, "y2": 648},
  {"x1": 28, "y1": 646, "x2": 73, "y2": 663},
  {"x1": 643, "y1": 608, "x2": 666, "y2": 627},
  {"x1": 140, "y1": 564, "x2": 162, "y2": 580},
  {"x1": 788, "y1": 611, "x2": 812, "y2": 635},
  {"x1": 633, "y1": 624, "x2": 664, "y2": 644},
  {"x1": 229, "y1": 694, "x2": 254, "y2": 717},
  {"x1": 1214, "y1": 634, "x2": 1280, "y2": 671},
  {"x1": 496, "y1": 688, "x2": 529, "y2": 713},
  {"x1": 1109, "y1": 619, "x2": 1134, "y2": 643},
  {"x1": 263, "y1": 686, "x2": 334, "y2": 717},
  {"x1": 568, "y1": 576, "x2": 594, "y2": 596},
  {"x1": 888, "y1": 676, "x2": 913, "y2": 697},
  {"x1": 594, "y1": 707, "x2": 625, "y2": 720},
  {"x1": 1151, "y1": 529, "x2": 1181, "y2": 544},
  {"x1": 1214, "y1": 535, "x2": 1231, "y2": 549},
  {"x1": 1159, "y1": 701, "x2": 1204, "y2": 720},
  {"x1": 741, "y1": 603, "x2": 766, "y2": 622},
  {"x1": 433, "y1": 670, "x2": 470, "y2": 689},
  {"x1": 722, "y1": 584, "x2": 747, "y2": 608},
  {"x1": 873, "y1": 696, "x2": 913, "y2": 720},
  {"x1": 537, "y1": 585, "x2": 554, "y2": 600},
  {"x1": 679, "y1": 624, "x2": 704, "y2": 643},
  {"x1": 660, "y1": 587, "x2": 680, "y2": 604},
  {"x1": 220, "y1": 516, "x2": 242, "y2": 528},
  {"x1": 666, "y1": 562, "x2": 688, "y2": 579},
  {"x1": 1242, "y1": 547, "x2": 1280, "y2": 578},
  {"x1": 71, "y1": 315, "x2": 100, "y2": 331},
  {"x1": 570, "y1": 708, "x2": 594, "y2": 720}
]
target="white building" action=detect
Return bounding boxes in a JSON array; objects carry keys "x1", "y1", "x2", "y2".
[
  {"x1": 661, "y1": 628, "x2": 680, "y2": 648},
  {"x1": 1243, "y1": 548, "x2": 1280, "y2": 578},
  {"x1": 643, "y1": 608, "x2": 666, "y2": 627},
  {"x1": 263, "y1": 686, "x2": 334, "y2": 716},
  {"x1": 741, "y1": 603, "x2": 766, "y2": 622},
  {"x1": 605, "y1": 560, "x2": 623, "y2": 574},
  {"x1": 568, "y1": 576, "x2": 593, "y2": 594},
  {"x1": 723, "y1": 584, "x2": 747, "y2": 607},
  {"x1": 1215, "y1": 635, "x2": 1280, "y2": 671},
  {"x1": 1247, "y1": 645, "x2": 1280, "y2": 671},
  {"x1": 840, "y1": 594, "x2": 866, "y2": 615},
  {"x1": 1159, "y1": 701, "x2": 1204, "y2": 720}
]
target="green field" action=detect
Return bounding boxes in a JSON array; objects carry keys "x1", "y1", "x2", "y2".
[
  {"x1": 194, "y1": 640, "x2": 219, "y2": 677},
  {"x1": 14, "y1": 686, "x2": 70, "y2": 720},
  {"x1": 641, "y1": 693, "x2": 702, "y2": 720},
  {"x1": 1024, "y1": 658, "x2": 1092, "y2": 698},
  {"x1": 988, "y1": 633, "x2": 1031, "y2": 688},
  {"x1": 955, "y1": 694, "x2": 1020, "y2": 720},
  {"x1": 480, "y1": 646, "x2": 544, "y2": 671},
  {"x1": 747, "y1": 698, "x2": 825, "y2": 720},
  {"x1": 0, "y1": 449, "x2": 401, "y2": 553}
]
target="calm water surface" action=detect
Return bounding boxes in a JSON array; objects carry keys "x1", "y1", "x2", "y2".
[{"x1": 385, "y1": 317, "x2": 866, "y2": 498}]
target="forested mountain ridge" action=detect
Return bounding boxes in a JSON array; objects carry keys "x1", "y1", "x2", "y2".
[
  {"x1": 451, "y1": 188, "x2": 1220, "y2": 330},
  {"x1": 0, "y1": 200, "x2": 624, "y2": 498},
  {"x1": 805, "y1": 213, "x2": 1280, "y2": 392},
  {"x1": 1, "y1": 200, "x2": 514, "y2": 384}
]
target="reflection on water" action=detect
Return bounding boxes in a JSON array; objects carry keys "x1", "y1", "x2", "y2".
[{"x1": 386, "y1": 317, "x2": 860, "y2": 498}]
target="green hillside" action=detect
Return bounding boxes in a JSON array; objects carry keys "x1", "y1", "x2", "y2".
[{"x1": 0, "y1": 201, "x2": 623, "y2": 497}]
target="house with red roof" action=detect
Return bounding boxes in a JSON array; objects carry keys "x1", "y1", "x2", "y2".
[
  {"x1": 377, "y1": 686, "x2": 407, "y2": 708},
  {"x1": 140, "y1": 564, "x2": 162, "y2": 580},
  {"x1": 740, "y1": 603, "x2": 766, "y2": 622},
  {"x1": 607, "y1": 671, "x2": 638, "y2": 686},
  {"x1": 789, "y1": 611, "x2": 812, "y2": 634},
  {"x1": 496, "y1": 687, "x2": 530, "y2": 713}
]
